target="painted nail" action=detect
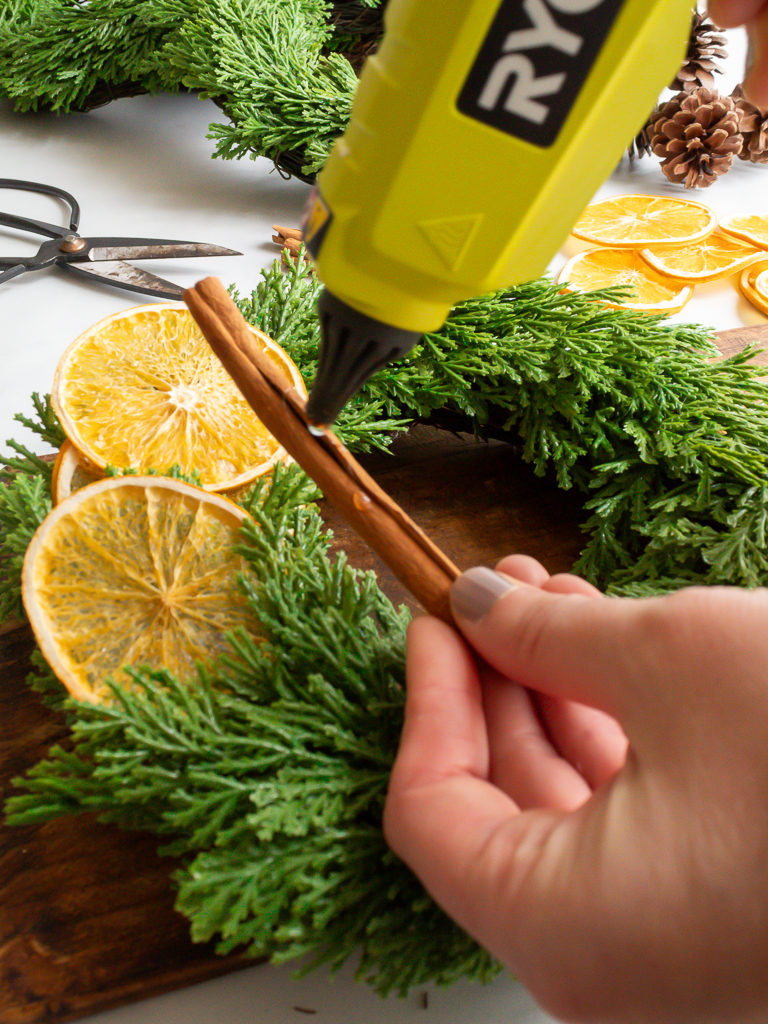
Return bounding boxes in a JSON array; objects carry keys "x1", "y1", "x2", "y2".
[{"x1": 450, "y1": 567, "x2": 517, "y2": 622}]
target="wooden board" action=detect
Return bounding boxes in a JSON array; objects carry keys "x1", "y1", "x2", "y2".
[{"x1": 2, "y1": 323, "x2": 767, "y2": 1024}]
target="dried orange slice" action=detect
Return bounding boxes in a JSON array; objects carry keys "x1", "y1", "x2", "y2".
[
  {"x1": 558, "y1": 249, "x2": 694, "y2": 314},
  {"x1": 51, "y1": 304, "x2": 306, "y2": 493},
  {"x1": 638, "y1": 231, "x2": 764, "y2": 282},
  {"x1": 719, "y1": 214, "x2": 768, "y2": 252},
  {"x1": 571, "y1": 194, "x2": 717, "y2": 248},
  {"x1": 22, "y1": 475, "x2": 259, "y2": 704},
  {"x1": 738, "y1": 262, "x2": 768, "y2": 317},
  {"x1": 754, "y1": 266, "x2": 768, "y2": 299},
  {"x1": 50, "y1": 439, "x2": 102, "y2": 505},
  {"x1": 745, "y1": 260, "x2": 768, "y2": 295}
]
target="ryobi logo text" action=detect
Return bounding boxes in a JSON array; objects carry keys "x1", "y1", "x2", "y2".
[{"x1": 457, "y1": 0, "x2": 626, "y2": 147}]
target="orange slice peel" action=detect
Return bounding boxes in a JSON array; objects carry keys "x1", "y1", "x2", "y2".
[
  {"x1": 738, "y1": 261, "x2": 768, "y2": 317},
  {"x1": 719, "y1": 214, "x2": 768, "y2": 252},
  {"x1": 638, "y1": 231, "x2": 764, "y2": 283},
  {"x1": 51, "y1": 439, "x2": 102, "y2": 505}
]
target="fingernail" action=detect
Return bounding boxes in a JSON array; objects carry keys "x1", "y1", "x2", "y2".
[{"x1": 450, "y1": 567, "x2": 518, "y2": 621}]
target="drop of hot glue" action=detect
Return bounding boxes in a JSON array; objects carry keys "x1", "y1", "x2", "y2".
[
  {"x1": 307, "y1": 423, "x2": 326, "y2": 437},
  {"x1": 353, "y1": 492, "x2": 372, "y2": 511}
]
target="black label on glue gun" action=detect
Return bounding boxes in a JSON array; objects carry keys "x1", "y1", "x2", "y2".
[{"x1": 457, "y1": 0, "x2": 626, "y2": 148}]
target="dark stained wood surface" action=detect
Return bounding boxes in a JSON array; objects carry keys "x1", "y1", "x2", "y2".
[{"x1": 2, "y1": 322, "x2": 767, "y2": 1024}]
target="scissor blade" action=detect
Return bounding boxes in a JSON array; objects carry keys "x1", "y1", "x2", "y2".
[
  {"x1": 63, "y1": 260, "x2": 185, "y2": 300},
  {"x1": 87, "y1": 241, "x2": 240, "y2": 262}
]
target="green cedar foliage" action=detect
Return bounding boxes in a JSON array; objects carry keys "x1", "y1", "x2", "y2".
[
  {"x1": 0, "y1": 0, "x2": 382, "y2": 177},
  {"x1": 162, "y1": 0, "x2": 358, "y2": 174},
  {"x1": 6, "y1": 258, "x2": 768, "y2": 993},
  {"x1": 0, "y1": 394, "x2": 64, "y2": 621},
  {"x1": 5, "y1": 464, "x2": 500, "y2": 994},
  {"x1": 0, "y1": 0, "x2": 185, "y2": 111},
  {"x1": 237, "y1": 255, "x2": 768, "y2": 593}
]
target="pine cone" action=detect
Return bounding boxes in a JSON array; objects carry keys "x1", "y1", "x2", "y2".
[
  {"x1": 649, "y1": 88, "x2": 742, "y2": 188},
  {"x1": 732, "y1": 84, "x2": 768, "y2": 163},
  {"x1": 670, "y1": 11, "x2": 728, "y2": 93},
  {"x1": 626, "y1": 123, "x2": 652, "y2": 160}
]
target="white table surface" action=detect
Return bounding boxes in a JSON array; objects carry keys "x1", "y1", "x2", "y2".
[{"x1": 1, "y1": 25, "x2": 765, "y2": 1024}]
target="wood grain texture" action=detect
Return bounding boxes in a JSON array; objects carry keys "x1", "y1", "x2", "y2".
[
  {"x1": 2, "y1": 323, "x2": 767, "y2": 1023},
  {"x1": 711, "y1": 322, "x2": 768, "y2": 359}
]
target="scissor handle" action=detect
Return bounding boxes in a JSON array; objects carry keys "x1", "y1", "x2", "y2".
[
  {"x1": 0, "y1": 264, "x2": 28, "y2": 285},
  {"x1": 0, "y1": 179, "x2": 80, "y2": 234},
  {"x1": 0, "y1": 210, "x2": 73, "y2": 240}
]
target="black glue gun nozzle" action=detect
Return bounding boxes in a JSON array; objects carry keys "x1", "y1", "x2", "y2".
[{"x1": 305, "y1": 289, "x2": 422, "y2": 426}]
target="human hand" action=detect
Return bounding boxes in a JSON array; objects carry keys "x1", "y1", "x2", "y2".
[
  {"x1": 708, "y1": 0, "x2": 768, "y2": 105},
  {"x1": 384, "y1": 555, "x2": 768, "y2": 1024}
]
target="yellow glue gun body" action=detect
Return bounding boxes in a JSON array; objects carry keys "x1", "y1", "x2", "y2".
[{"x1": 304, "y1": 0, "x2": 692, "y2": 423}]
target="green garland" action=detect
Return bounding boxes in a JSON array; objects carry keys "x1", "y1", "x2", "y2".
[
  {"x1": 0, "y1": 0, "x2": 382, "y2": 179},
  {"x1": 5, "y1": 258, "x2": 768, "y2": 995}
]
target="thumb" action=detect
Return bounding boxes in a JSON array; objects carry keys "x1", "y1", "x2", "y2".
[{"x1": 449, "y1": 567, "x2": 649, "y2": 723}]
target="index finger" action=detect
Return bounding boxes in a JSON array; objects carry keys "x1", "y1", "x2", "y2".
[{"x1": 383, "y1": 618, "x2": 523, "y2": 920}]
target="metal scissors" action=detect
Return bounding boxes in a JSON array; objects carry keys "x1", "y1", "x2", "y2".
[{"x1": 0, "y1": 178, "x2": 241, "y2": 300}]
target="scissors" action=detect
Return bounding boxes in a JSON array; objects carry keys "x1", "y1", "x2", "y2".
[{"x1": 0, "y1": 178, "x2": 241, "y2": 300}]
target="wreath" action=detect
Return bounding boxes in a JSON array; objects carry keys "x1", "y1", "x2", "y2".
[{"x1": 4, "y1": 259, "x2": 768, "y2": 994}]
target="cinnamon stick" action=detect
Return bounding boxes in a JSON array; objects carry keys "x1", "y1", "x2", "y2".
[
  {"x1": 184, "y1": 277, "x2": 460, "y2": 624},
  {"x1": 271, "y1": 226, "x2": 310, "y2": 266},
  {"x1": 272, "y1": 224, "x2": 303, "y2": 241}
]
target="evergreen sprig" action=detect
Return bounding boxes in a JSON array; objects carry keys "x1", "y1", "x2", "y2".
[
  {"x1": 0, "y1": 471, "x2": 51, "y2": 621},
  {"x1": 0, "y1": 392, "x2": 66, "y2": 481},
  {"x1": 0, "y1": 394, "x2": 64, "y2": 620},
  {"x1": 164, "y1": 0, "x2": 357, "y2": 175},
  {"x1": 0, "y1": 0, "x2": 183, "y2": 112}
]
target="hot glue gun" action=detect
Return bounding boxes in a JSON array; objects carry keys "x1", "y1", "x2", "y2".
[{"x1": 301, "y1": 0, "x2": 693, "y2": 426}]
